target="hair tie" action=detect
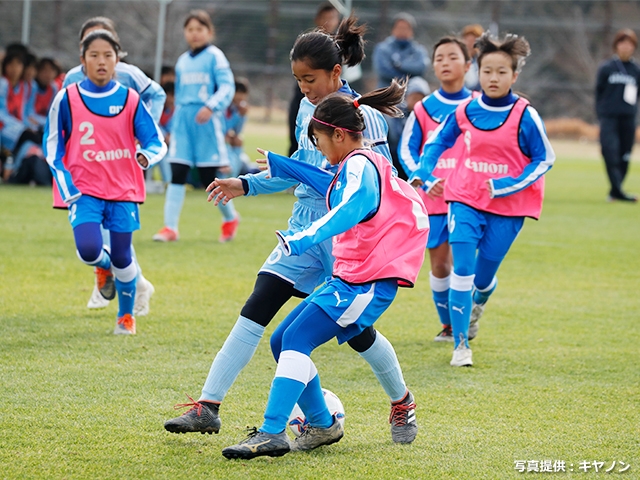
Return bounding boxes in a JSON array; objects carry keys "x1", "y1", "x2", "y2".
[
  {"x1": 353, "y1": 98, "x2": 360, "y2": 109},
  {"x1": 311, "y1": 116, "x2": 361, "y2": 134}
]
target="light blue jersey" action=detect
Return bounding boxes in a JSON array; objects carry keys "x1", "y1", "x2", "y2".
[
  {"x1": 168, "y1": 45, "x2": 235, "y2": 167},
  {"x1": 242, "y1": 81, "x2": 390, "y2": 293},
  {"x1": 64, "y1": 62, "x2": 166, "y2": 124},
  {"x1": 412, "y1": 91, "x2": 555, "y2": 197}
]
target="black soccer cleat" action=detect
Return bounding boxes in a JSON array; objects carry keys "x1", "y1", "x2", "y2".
[
  {"x1": 164, "y1": 395, "x2": 221, "y2": 434},
  {"x1": 222, "y1": 428, "x2": 291, "y2": 460}
]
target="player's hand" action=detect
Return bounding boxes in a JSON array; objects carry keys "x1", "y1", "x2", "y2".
[
  {"x1": 137, "y1": 154, "x2": 149, "y2": 168},
  {"x1": 427, "y1": 179, "x2": 445, "y2": 199},
  {"x1": 206, "y1": 177, "x2": 244, "y2": 205},
  {"x1": 256, "y1": 148, "x2": 270, "y2": 177},
  {"x1": 195, "y1": 106, "x2": 213, "y2": 124}
]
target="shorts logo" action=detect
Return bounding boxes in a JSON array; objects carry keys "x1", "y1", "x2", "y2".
[
  {"x1": 69, "y1": 203, "x2": 77, "y2": 223},
  {"x1": 266, "y1": 247, "x2": 283, "y2": 265},
  {"x1": 333, "y1": 291, "x2": 349, "y2": 307}
]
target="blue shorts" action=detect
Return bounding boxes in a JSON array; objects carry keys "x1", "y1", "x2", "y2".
[
  {"x1": 68, "y1": 195, "x2": 140, "y2": 232},
  {"x1": 447, "y1": 202, "x2": 524, "y2": 261},
  {"x1": 168, "y1": 105, "x2": 229, "y2": 167},
  {"x1": 259, "y1": 201, "x2": 334, "y2": 294},
  {"x1": 427, "y1": 214, "x2": 449, "y2": 249},
  {"x1": 305, "y1": 277, "x2": 398, "y2": 344}
]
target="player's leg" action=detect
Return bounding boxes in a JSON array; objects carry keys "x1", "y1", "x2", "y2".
[
  {"x1": 106, "y1": 202, "x2": 141, "y2": 335},
  {"x1": 223, "y1": 302, "x2": 344, "y2": 460},
  {"x1": 348, "y1": 327, "x2": 417, "y2": 444},
  {"x1": 198, "y1": 166, "x2": 239, "y2": 242},
  {"x1": 469, "y1": 214, "x2": 525, "y2": 340},
  {"x1": 447, "y1": 202, "x2": 483, "y2": 366},
  {"x1": 429, "y1": 215, "x2": 453, "y2": 341},
  {"x1": 164, "y1": 273, "x2": 306, "y2": 434},
  {"x1": 131, "y1": 243, "x2": 155, "y2": 317}
]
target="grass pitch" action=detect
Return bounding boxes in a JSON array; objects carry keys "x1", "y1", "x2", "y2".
[{"x1": 1, "y1": 137, "x2": 639, "y2": 479}]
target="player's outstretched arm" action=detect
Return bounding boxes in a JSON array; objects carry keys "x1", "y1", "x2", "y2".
[{"x1": 206, "y1": 178, "x2": 244, "y2": 205}]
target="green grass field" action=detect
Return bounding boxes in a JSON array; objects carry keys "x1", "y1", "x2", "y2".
[{"x1": 1, "y1": 133, "x2": 639, "y2": 479}]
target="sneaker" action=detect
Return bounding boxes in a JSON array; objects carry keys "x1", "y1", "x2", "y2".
[
  {"x1": 164, "y1": 395, "x2": 221, "y2": 434},
  {"x1": 292, "y1": 415, "x2": 344, "y2": 451},
  {"x1": 219, "y1": 217, "x2": 239, "y2": 243},
  {"x1": 114, "y1": 313, "x2": 136, "y2": 335},
  {"x1": 87, "y1": 284, "x2": 110, "y2": 309},
  {"x1": 95, "y1": 267, "x2": 116, "y2": 300},
  {"x1": 390, "y1": 391, "x2": 418, "y2": 444},
  {"x1": 133, "y1": 276, "x2": 155, "y2": 317},
  {"x1": 469, "y1": 302, "x2": 486, "y2": 341},
  {"x1": 222, "y1": 428, "x2": 290, "y2": 460},
  {"x1": 434, "y1": 325, "x2": 454, "y2": 342},
  {"x1": 153, "y1": 226, "x2": 179, "y2": 242},
  {"x1": 450, "y1": 343, "x2": 473, "y2": 367}
]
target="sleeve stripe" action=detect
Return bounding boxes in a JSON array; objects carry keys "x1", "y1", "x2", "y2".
[
  {"x1": 45, "y1": 90, "x2": 72, "y2": 200},
  {"x1": 399, "y1": 113, "x2": 418, "y2": 172},
  {"x1": 283, "y1": 155, "x2": 367, "y2": 244}
]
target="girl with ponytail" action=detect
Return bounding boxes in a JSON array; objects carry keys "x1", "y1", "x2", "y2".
[
  {"x1": 165, "y1": 16, "x2": 419, "y2": 449},
  {"x1": 220, "y1": 81, "x2": 429, "y2": 460}
]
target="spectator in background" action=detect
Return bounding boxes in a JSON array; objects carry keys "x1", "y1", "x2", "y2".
[
  {"x1": 146, "y1": 80, "x2": 174, "y2": 192},
  {"x1": 0, "y1": 48, "x2": 51, "y2": 185},
  {"x1": 389, "y1": 76, "x2": 430, "y2": 180},
  {"x1": 373, "y1": 12, "x2": 429, "y2": 89},
  {"x1": 160, "y1": 65, "x2": 176, "y2": 85},
  {"x1": 462, "y1": 24, "x2": 483, "y2": 91},
  {"x1": 596, "y1": 28, "x2": 640, "y2": 203},
  {"x1": 287, "y1": 2, "x2": 341, "y2": 156},
  {"x1": 29, "y1": 58, "x2": 61, "y2": 128},
  {"x1": 225, "y1": 77, "x2": 256, "y2": 177}
]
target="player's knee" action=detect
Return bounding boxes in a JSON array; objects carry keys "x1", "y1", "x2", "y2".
[
  {"x1": 110, "y1": 250, "x2": 132, "y2": 270},
  {"x1": 347, "y1": 326, "x2": 377, "y2": 353},
  {"x1": 75, "y1": 243, "x2": 103, "y2": 265},
  {"x1": 170, "y1": 163, "x2": 190, "y2": 185},
  {"x1": 240, "y1": 274, "x2": 298, "y2": 327}
]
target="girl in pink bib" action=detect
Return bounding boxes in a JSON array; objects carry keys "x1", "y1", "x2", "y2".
[
  {"x1": 44, "y1": 30, "x2": 166, "y2": 335},
  {"x1": 410, "y1": 33, "x2": 555, "y2": 367}
]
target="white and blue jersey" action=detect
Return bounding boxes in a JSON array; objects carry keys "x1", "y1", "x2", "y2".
[
  {"x1": 64, "y1": 62, "x2": 166, "y2": 124},
  {"x1": 413, "y1": 91, "x2": 554, "y2": 196},
  {"x1": 242, "y1": 80, "x2": 390, "y2": 294},
  {"x1": 168, "y1": 45, "x2": 235, "y2": 168}
]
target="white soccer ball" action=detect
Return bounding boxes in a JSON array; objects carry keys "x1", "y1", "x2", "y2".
[{"x1": 288, "y1": 388, "x2": 346, "y2": 437}]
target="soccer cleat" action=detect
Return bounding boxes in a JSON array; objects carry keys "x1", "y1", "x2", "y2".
[
  {"x1": 218, "y1": 217, "x2": 239, "y2": 243},
  {"x1": 133, "y1": 276, "x2": 155, "y2": 317},
  {"x1": 222, "y1": 427, "x2": 290, "y2": 460},
  {"x1": 468, "y1": 301, "x2": 486, "y2": 341},
  {"x1": 95, "y1": 267, "x2": 116, "y2": 300},
  {"x1": 152, "y1": 226, "x2": 179, "y2": 242},
  {"x1": 450, "y1": 342, "x2": 473, "y2": 367},
  {"x1": 164, "y1": 395, "x2": 221, "y2": 434},
  {"x1": 390, "y1": 391, "x2": 418, "y2": 444},
  {"x1": 87, "y1": 284, "x2": 110, "y2": 309},
  {"x1": 114, "y1": 313, "x2": 136, "y2": 335},
  {"x1": 434, "y1": 325, "x2": 454, "y2": 342},
  {"x1": 291, "y1": 415, "x2": 344, "y2": 451}
]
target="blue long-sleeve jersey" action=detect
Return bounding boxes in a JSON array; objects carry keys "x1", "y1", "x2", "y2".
[
  {"x1": 64, "y1": 62, "x2": 166, "y2": 124},
  {"x1": 267, "y1": 151, "x2": 381, "y2": 257},
  {"x1": 43, "y1": 79, "x2": 166, "y2": 203},
  {"x1": 174, "y1": 45, "x2": 234, "y2": 112},
  {"x1": 411, "y1": 91, "x2": 555, "y2": 198},
  {"x1": 398, "y1": 87, "x2": 472, "y2": 177},
  {"x1": 242, "y1": 80, "x2": 390, "y2": 209}
]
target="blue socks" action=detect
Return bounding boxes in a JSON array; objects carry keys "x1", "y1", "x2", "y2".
[
  {"x1": 474, "y1": 276, "x2": 498, "y2": 305},
  {"x1": 164, "y1": 183, "x2": 186, "y2": 231},
  {"x1": 295, "y1": 374, "x2": 333, "y2": 428},
  {"x1": 358, "y1": 331, "x2": 407, "y2": 402},
  {"x1": 91, "y1": 249, "x2": 111, "y2": 270},
  {"x1": 115, "y1": 278, "x2": 137, "y2": 317},
  {"x1": 200, "y1": 316, "x2": 265, "y2": 402},
  {"x1": 449, "y1": 273, "x2": 475, "y2": 348},
  {"x1": 430, "y1": 272, "x2": 451, "y2": 326},
  {"x1": 217, "y1": 198, "x2": 237, "y2": 222}
]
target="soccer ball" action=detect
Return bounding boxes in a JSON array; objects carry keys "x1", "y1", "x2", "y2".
[{"x1": 288, "y1": 388, "x2": 346, "y2": 437}]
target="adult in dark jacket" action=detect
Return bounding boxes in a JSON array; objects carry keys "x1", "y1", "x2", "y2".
[{"x1": 596, "y1": 29, "x2": 640, "y2": 202}]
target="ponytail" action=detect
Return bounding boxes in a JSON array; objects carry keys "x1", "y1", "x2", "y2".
[
  {"x1": 308, "y1": 79, "x2": 407, "y2": 143},
  {"x1": 290, "y1": 15, "x2": 366, "y2": 71}
]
